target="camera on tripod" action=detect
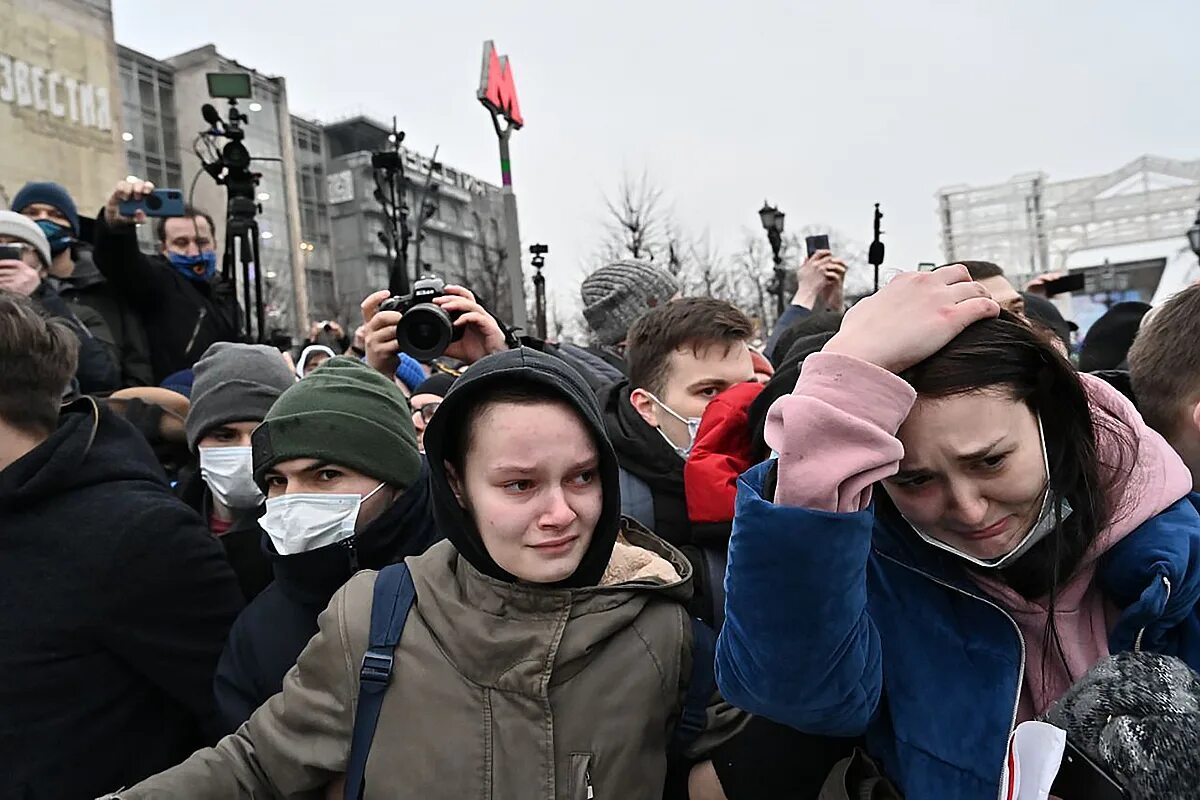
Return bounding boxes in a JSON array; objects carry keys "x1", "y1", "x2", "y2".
[{"x1": 379, "y1": 275, "x2": 463, "y2": 360}]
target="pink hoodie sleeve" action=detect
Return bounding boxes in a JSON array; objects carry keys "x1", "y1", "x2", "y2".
[{"x1": 765, "y1": 352, "x2": 916, "y2": 512}]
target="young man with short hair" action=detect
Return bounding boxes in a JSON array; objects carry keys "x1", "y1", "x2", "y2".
[
  {"x1": 1129, "y1": 284, "x2": 1200, "y2": 490},
  {"x1": 599, "y1": 297, "x2": 756, "y2": 626},
  {"x1": 956, "y1": 260, "x2": 1025, "y2": 315},
  {"x1": 0, "y1": 291, "x2": 244, "y2": 799},
  {"x1": 93, "y1": 179, "x2": 239, "y2": 382}
]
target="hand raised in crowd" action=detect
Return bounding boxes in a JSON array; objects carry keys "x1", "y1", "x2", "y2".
[
  {"x1": 360, "y1": 284, "x2": 508, "y2": 378},
  {"x1": 0, "y1": 254, "x2": 42, "y2": 297},
  {"x1": 1023, "y1": 271, "x2": 1065, "y2": 297},
  {"x1": 350, "y1": 324, "x2": 367, "y2": 355},
  {"x1": 794, "y1": 249, "x2": 848, "y2": 311},
  {"x1": 823, "y1": 264, "x2": 1000, "y2": 374},
  {"x1": 104, "y1": 179, "x2": 157, "y2": 226}
]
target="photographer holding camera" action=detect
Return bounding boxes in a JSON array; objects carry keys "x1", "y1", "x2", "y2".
[
  {"x1": 93, "y1": 179, "x2": 240, "y2": 383},
  {"x1": 361, "y1": 278, "x2": 512, "y2": 380}
]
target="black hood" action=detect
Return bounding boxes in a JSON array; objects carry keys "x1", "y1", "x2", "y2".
[
  {"x1": 266, "y1": 459, "x2": 441, "y2": 605},
  {"x1": 0, "y1": 397, "x2": 167, "y2": 510},
  {"x1": 422, "y1": 347, "x2": 621, "y2": 588}
]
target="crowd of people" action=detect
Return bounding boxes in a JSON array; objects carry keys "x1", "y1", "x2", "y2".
[{"x1": 3, "y1": 174, "x2": 1200, "y2": 800}]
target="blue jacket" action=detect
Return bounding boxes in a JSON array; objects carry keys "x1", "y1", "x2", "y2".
[{"x1": 715, "y1": 461, "x2": 1200, "y2": 799}]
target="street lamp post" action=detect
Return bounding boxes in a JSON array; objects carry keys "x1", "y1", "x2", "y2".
[
  {"x1": 530, "y1": 244, "x2": 549, "y2": 340},
  {"x1": 759, "y1": 202, "x2": 786, "y2": 317}
]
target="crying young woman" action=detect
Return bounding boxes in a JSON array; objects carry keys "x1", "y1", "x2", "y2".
[
  {"x1": 716, "y1": 265, "x2": 1200, "y2": 799},
  {"x1": 110, "y1": 347, "x2": 748, "y2": 800}
]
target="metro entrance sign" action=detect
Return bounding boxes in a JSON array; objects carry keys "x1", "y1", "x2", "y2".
[
  {"x1": 477, "y1": 40, "x2": 527, "y2": 330},
  {"x1": 478, "y1": 41, "x2": 523, "y2": 130}
]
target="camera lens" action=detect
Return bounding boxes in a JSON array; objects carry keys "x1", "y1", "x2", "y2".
[
  {"x1": 396, "y1": 304, "x2": 452, "y2": 360},
  {"x1": 146, "y1": 194, "x2": 162, "y2": 210}
]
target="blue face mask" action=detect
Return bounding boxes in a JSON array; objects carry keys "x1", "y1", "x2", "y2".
[
  {"x1": 35, "y1": 219, "x2": 73, "y2": 256},
  {"x1": 168, "y1": 250, "x2": 218, "y2": 282}
]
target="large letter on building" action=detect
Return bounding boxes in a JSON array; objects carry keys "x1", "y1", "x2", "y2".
[{"x1": 477, "y1": 41, "x2": 523, "y2": 129}]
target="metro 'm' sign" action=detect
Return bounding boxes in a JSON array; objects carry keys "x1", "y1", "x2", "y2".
[{"x1": 477, "y1": 41, "x2": 523, "y2": 129}]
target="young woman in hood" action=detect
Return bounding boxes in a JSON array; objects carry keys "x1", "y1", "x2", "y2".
[
  {"x1": 716, "y1": 265, "x2": 1200, "y2": 799},
  {"x1": 111, "y1": 347, "x2": 747, "y2": 800}
]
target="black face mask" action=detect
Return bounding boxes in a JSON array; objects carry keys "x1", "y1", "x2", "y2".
[{"x1": 422, "y1": 348, "x2": 622, "y2": 588}]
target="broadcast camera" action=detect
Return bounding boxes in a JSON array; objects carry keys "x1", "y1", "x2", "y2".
[{"x1": 380, "y1": 275, "x2": 463, "y2": 360}]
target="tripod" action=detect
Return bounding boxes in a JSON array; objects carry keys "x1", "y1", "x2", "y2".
[{"x1": 223, "y1": 207, "x2": 266, "y2": 342}]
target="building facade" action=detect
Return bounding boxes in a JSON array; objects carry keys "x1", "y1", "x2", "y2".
[
  {"x1": 937, "y1": 156, "x2": 1200, "y2": 334},
  {"x1": 323, "y1": 116, "x2": 511, "y2": 324},
  {"x1": 0, "y1": 0, "x2": 125, "y2": 211},
  {"x1": 291, "y1": 114, "x2": 337, "y2": 320}
]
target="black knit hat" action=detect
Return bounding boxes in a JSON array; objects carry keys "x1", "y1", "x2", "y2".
[
  {"x1": 421, "y1": 347, "x2": 621, "y2": 588},
  {"x1": 1045, "y1": 651, "x2": 1200, "y2": 799},
  {"x1": 252, "y1": 356, "x2": 421, "y2": 490},
  {"x1": 1079, "y1": 302, "x2": 1151, "y2": 372},
  {"x1": 412, "y1": 372, "x2": 456, "y2": 398}
]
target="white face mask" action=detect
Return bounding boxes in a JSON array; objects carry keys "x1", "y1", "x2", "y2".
[
  {"x1": 199, "y1": 446, "x2": 264, "y2": 511},
  {"x1": 259, "y1": 482, "x2": 386, "y2": 556},
  {"x1": 645, "y1": 392, "x2": 702, "y2": 459},
  {"x1": 902, "y1": 415, "x2": 1073, "y2": 570}
]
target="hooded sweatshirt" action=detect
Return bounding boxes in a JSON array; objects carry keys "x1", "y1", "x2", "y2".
[
  {"x1": 114, "y1": 348, "x2": 747, "y2": 799},
  {"x1": 212, "y1": 460, "x2": 440, "y2": 733},
  {"x1": 765, "y1": 351, "x2": 1191, "y2": 720},
  {"x1": 0, "y1": 398, "x2": 244, "y2": 799}
]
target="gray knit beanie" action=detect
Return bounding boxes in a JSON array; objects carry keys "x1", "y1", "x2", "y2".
[
  {"x1": 1044, "y1": 651, "x2": 1200, "y2": 799},
  {"x1": 580, "y1": 259, "x2": 680, "y2": 346},
  {"x1": 186, "y1": 342, "x2": 297, "y2": 452},
  {"x1": 0, "y1": 210, "x2": 51, "y2": 268}
]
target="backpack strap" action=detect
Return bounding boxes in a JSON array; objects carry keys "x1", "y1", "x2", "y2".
[
  {"x1": 344, "y1": 563, "x2": 417, "y2": 800},
  {"x1": 670, "y1": 617, "x2": 718, "y2": 758}
]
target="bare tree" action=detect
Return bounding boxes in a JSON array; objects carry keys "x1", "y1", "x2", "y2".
[
  {"x1": 598, "y1": 171, "x2": 667, "y2": 267},
  {"x1": 728, "y1": 235, "x2": 777, "y2": 337},
  {"x1": 468, "y1": 244, "x2": 510, "y2": 325}
]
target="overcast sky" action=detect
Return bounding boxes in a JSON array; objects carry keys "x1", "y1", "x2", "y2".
[{"x1": 112, "y1": 0, "x2": 1200, "y2": 316}]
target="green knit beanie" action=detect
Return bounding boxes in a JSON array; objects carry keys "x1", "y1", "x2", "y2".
[{"x1": 252, "y1": 356, "x2": 421, "y2": 490}]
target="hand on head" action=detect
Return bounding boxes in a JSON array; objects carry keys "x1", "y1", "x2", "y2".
[{"x1": 823, "y1": 264, "x2": 1000, "y2": 374}]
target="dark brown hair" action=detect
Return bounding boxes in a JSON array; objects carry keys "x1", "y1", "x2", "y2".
[
  {"x1": 937, "y1": 260, "x2": 1006, "y2": 281},
  {"x1": 1129, "y1": 285, "x2": 1200, "y2": 438},
  {"x1": 0, "y1": 292, "x2": 78, "y2": 434},
  {"x1": 155, "y1": 205, "x2": 217, "y2": 245},
  {"x1": 627, "y1": 297, "x2": 752, "y2": 396}
]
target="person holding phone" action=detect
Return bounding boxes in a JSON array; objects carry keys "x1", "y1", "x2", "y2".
[
  {"x1": 763, "y1": 241, "x2": 847, "y2": 363},
  {"x1": 0, "y1": 210, "x2": 119, "y2": 393},
  {"x1": 93, "y1": 179, "x2": 240, "y2": 383},
  {"x1": 716, "y1": 266, "x2": 1200, "y2": 798}
]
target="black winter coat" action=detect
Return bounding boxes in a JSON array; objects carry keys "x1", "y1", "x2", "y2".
[
  {"x1": 52, "y1": 247, "x2": 155, "y2": 387},
  {"x1": 30, "y1": 279, "x2": 121, "y2": 394},
  {"x1": 177, "y1": 466, "x2": 275, "y2": 603},
  {"x1": 212, "y1": 461, "x2": 442, "y2": 733},
  {"x1": 92, "y1": 212, "x2": 241, "y2": 383},
  {"x1": 0, "y1": 398, "x2": 245, "y2": 800}
]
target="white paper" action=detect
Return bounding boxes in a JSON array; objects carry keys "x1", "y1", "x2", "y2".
[{"x1": 1002, "y1": 721, "x2": 1067, "y2": 800}]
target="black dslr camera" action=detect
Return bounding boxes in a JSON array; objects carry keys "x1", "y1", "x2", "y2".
[{"x1": 379, "y1": 275, "x2": 463, "y2": 360}]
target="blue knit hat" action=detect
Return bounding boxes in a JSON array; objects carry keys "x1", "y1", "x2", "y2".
[{"x1": 12, "y1": 182, "x2": 80, "y2": 234}]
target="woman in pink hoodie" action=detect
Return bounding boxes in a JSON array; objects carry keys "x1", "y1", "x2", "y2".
[{"x1": 715, "y1": 265, "x2": 1200, "y2": 799}]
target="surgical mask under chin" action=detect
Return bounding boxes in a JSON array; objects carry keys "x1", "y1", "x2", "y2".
[
  {"x1": 168, "y1": 250, "x2": 217, "y2": 282},
  {"x1": 646, "y1": 392, "x2": 701, "y2": 459},
  {"x1": 199, "y1": 446, "x2": 264, "y2": 510},
  {"x1": 34, "y1": 219, "x2": 73, "y2": 256},
  {"x1": 259, "y1": 482, "x2": 385, "y2": 556},
  {"x1": 902, "y1": 415, "x2": 1073, "y2": 570}
]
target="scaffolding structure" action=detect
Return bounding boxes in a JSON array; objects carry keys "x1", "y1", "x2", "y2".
[{"x1": 937, "y1": 155, "x2": 1200, "y2": 282}]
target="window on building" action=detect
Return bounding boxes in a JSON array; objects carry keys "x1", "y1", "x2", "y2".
[
  {"x1": 452, "y1": 241, "x2": 466, "y2": 270},
  {"x1": 167, "y1": 166, "x2": 183, "y2": 188},
  {"x1": 297, "y1": 130, "x2": 310, "y2": 152},
  {"x1": 139, "y1": 78, "x2": 156, "y2": 112},
  {"x1": 158, "y1": 84, "x2": 174, "y2": 117},
  {"x1": 488, "y1": 219, "x2": 501, "y2": 247},
  {"x1": 127, "y1": 152, "x2": 145, "y2": 179}
]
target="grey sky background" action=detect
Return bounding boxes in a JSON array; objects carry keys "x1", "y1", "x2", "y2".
[{"x1": 112, "y1": 0, "x2": 1200, "y2": 320}]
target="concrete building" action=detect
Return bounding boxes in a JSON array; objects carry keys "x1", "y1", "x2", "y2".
[
  {"x1": 323, "y1": 116, "x2": 511, "y2": 323},
  {"x1": 0, "y1": 0, "x2": 125, "y2": 211},
  {"x1": 290, "y1": 113, "x2": 337, "y2": 320},
  {"x1": 937, "y1": 155, "x2": 1200, "y2": 334}
]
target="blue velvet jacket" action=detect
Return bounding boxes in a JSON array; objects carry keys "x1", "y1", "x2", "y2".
[{"x1": 715, "y1": 462, "x2": 1200, "y2": 799}]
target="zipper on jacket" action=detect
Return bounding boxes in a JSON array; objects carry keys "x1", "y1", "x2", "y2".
[
  {"x1": 185, "y1": 307, "x2": 208, "y2": 357},
  {"x1": 875, "y1": 550, "x2": 1025, "y2": 800},
  {"x1": 586, "y1": 769, "x2": 594, "y2": 800},
  {"x1": 570, "y1": 753, "x2": 594, "y2": 800},
  {"x1": 342, "y1": 537, "x2": 359, "y2": 572},
  {"x1": 1134, "y1": 575, "x2": 1172, "y2": 652}
]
